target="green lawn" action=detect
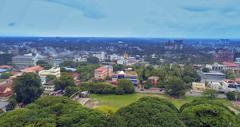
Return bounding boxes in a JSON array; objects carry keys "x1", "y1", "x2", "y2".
[{"x1": 90, "y1": 93, "x2": 232, "y2": 110}]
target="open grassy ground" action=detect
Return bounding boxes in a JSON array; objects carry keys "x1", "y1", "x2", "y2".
[{"x1": 90, "y1": 93, "x2": 232, "y2": 110}]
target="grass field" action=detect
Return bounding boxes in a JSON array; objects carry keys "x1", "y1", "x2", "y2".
[{"x1": 90, "y1": 93, "x2": 232, "y2": 110}]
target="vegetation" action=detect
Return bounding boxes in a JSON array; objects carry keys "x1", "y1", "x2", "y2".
[
  {"x1": 0, "y1": 97, "x2": 108, "y2": 127},
  {"x1": 87, "y1": 56, "x2": 100, "y2": 64},
  {"x1": 0, "y1": 95, "x2": 237, "y2": 127},
  {"x1": 180, "y1": 99, "x2": 240, "y2": 127},
  {"x1": 77, "y1": 62, "x2": 99, "y2": 81},
  {"x1": 54, "y1": 72, "x2": 75, "y2": 90},
  {"x1": 115, "y1": 79, "x2": 135, "y2": 95},
  {"x1": 109, "y1": 97, "x2": 185, "y2": 127},
  {"x1": 13, "y1": 73, "x2": 43, "y2": 105},
  {"x1": 165, "y1": 76, "x2": 188, "y2": 97},
  {"x1": 0, "y1": 72, "x2": 12, "y2": 79},
  {"x1": 202, "y1": 89, "x2": 218, "y2": 99},
  {"x1": 36, "y1": 60, "x2": 52, "y2": 69}
]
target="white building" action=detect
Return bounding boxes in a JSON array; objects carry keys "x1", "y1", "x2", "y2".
[{"x1": 39, "y1": 67, "x2": 61, "y2": 84}]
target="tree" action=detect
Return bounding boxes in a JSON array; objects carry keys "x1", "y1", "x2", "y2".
[
  {"x1": 116, "y1": 79, "x2": 135, "y2": 94},
  {"x1": 36, "y1": 60, "x2": 52, "y2": 69},
  {"x1": 180, "y1": 99, "x2": 240, "y2": 127},
  {"x1": 0, "y1": 72, "x2": 12, "y2": 79},
  {"x1": 226, "y1": 91, "x2": 236, "y2": 101},
  {"x1": 226, "y1": 71, "x2": 236, "y2": 80},
  {"x1": 46, "y1": 75, "x2": 57, "y2": 82},
  {"x1": 64, "y1": 86, "x2": 81, "y2": 97},
  {"x1": 202, "y1": 67, "x2": 210, "y2": 73},
  {"x1": 0, "y1": 97, "x2": 108, "y2": 127},
  {"x1": 202, "y1": 89, "x2": 217, "y2": 99},
  {"x1": 13, "y1": 73, "x2": 43, "y2": 105},
  {"x1": 109, "y1": 97, "x2": 185, "y2": 127},
  {"x1": 54, "y1": 73, "x2": 75, "y2": 90},
  {"x1": 165, "y1": 76, "x2": 187, "y2": 97},
  {"x1": 87, "y1": 56, "x2": 100, "y2": 64}
]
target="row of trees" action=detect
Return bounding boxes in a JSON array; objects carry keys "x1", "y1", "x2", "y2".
[
  {"x1": 80, "y1": 79, "x2": 135, "y2": 95},
  {"x1": 1, "y1": 96, "x2": 239, "y2": 127}
]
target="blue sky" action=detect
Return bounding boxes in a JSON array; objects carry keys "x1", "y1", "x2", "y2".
[{"x1": 0, "y1": 0, "x2": 239, "y2": 38}]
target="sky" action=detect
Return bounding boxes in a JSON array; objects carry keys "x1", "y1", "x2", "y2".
[{"x1": 0, "y1": 0, "x2": 239, "y2": 38}]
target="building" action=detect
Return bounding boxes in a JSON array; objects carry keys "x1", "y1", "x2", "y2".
[
  {"x1": 208, "y1": 81, "x2": 224, "y2": 92},
  {"x1": 0, "y1": 80, "x2": 13, "y2": 98},
  {"x1": 93, "y1": 52, "x2": 106, "y2": 61},
  {"x1": 12, "y1": 55, "x2": 34, "y2": 68},
  {"x1": 39, "y1": 67, "x2": 61, "y2": 84},
  {"x1": 192, "y1": 82, "x2": 206, "y2": 92},
  {"x1": 222, "y1": 79, "x2": 240, "y2": 92},
  {"x1": 199, "y1": 71, "x2": 225, "y2": 82},
  {"x1": 21, "y1": 66, "x2": 43, "y2": 73},
  {"x1": 94, "y1": 65, "x2": 113, "y2": 80},
  {"x1": 213, "y1": 50, "x2": 234, "y2": 63},
  {"x1": 112, "y1": 71, "x2": 138, "y2": 85}
]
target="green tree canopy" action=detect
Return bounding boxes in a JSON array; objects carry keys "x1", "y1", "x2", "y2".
[
  {"x1": 165, "y1": 76, "x2": 187, "y2": 97},
  {"x1": 54, "y1": 72, "x2": 75, "y2": 90},
  {"x1": 13, "y1": 73, "x2": 43, "y2": 105},
  {"x1": 116, "y1": 79, "x2": 135, "y2": 94},
  {"x1": 87, "y1": 56, "x2": 100, "y2": 64},
  {"x1": 109, "y1": 97, "x2": 185, "y2": 127},
  {"x1": 0, "y1": 97, "x2": 108, "y2": 127},
  {"x1": 180, "y1": 99, "x2": 240, "y2": 127},
  {"x1": 36, "y1": 60, "x2": 52, "y2": 69}
]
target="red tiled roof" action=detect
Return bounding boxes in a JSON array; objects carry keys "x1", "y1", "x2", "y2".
[
  {"x1": 95, "y1": 67, "x2": 107, "y2": 72},
  {"x1": 0, "y1": 65, "x2": 13, "y2": 69},
  {"x1": 223, "y1": 62, "x2": 239, "y2": 67},
  {"x1": 0, "y1": 82, "x2": 13, "y2": 97},
  {"x1": 21, "y1": 66, "x2": 44, "y2": 73}
]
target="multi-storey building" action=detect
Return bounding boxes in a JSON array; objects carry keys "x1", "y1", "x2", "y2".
[{"x1": 94, "y1": 65, "x2": 113, "y2": 80}]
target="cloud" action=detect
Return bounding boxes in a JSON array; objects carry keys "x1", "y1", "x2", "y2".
[{"x1": 43, "y1": 0, "x2": 106, "y2": 19}]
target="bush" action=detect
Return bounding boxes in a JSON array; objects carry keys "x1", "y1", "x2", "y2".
[{"x1": 226, "y1": 92, "x2": 236, "y2": 101}]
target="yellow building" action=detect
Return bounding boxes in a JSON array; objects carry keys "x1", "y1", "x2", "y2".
[{"x1": 192, "y1": 82, "x2": 206, "y2": 92}]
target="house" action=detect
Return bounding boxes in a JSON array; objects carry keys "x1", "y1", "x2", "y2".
[
  {"x1": 192, "y1": 82, "x2": 206, "y2": 92},
  {"x1": 199, "y1": 71, "x2": 225, "y2": 82},
  {"x1": 21, "y1": 66, "x2": 43, "y2": 73},
  {"x1": 39, "y1": 67, "x2": 61, "y2": 84},
  {"x1": 94, "y1": 65, "x2": 113, "y2": 80},
  {"x1": 208, "y1": 81, "x2": 224, "y2": 92},
  {"x1": 222, "y1": 79, "x2": 240, "y2": 92},
  {"x1": 42, "y1": 81, "x2": 55, "y2": 94}
]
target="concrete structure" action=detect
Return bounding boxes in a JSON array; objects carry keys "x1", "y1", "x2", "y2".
[
  {"x1": 112, "y1": 71, "x2": 138, "y2": 85},
  {"x1": 39, "y1": 67, "x2": 61, "y2": 84},
  {"x1": 199, "y1": 71, "x2": 225, "y2": 82},
  {"x1": 148, "y1": 76, "x2": 159, "y2": 86},
  {"x1": 192, "y1": 82, "x2": 206, "y2": 92},
  {"x1": 94, "y1": 65, "x2": 113, "y2": 80},
  {"x1": 12, "y1": 55, "x2": 34, "y2": 68},
  {"x1": 208, "y1": 81, "x2": 224, "y2": 92}
]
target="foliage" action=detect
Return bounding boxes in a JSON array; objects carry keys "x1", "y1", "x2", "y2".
[
  {"x1": 112, "y1": 64, "x2": 125, "y2": 72},
  {"x1": 64, "y1": 86, "x2": 82, "y2": 97},
  {"x1": 36, "y1": 60, "x2": 52, "y2": 69},
  {"x1": 0, "y1": 72, "x2": 12, "y2": 79},
  {"x1": 87, "y1": 56, "x2": 100, "y2": 64},
  {"x1": 77, "y1": 62, "x2": 99, "y2": 82},
  {"x1": 202, "y1": 89, "x2": 217, "y2": 99},
  {"x1": 165, "y1": 76, "x2": 187, "y2": 97},
  {"x1": 109, "y1": 97, "x2": 185, "y2": 127},
  {"x1": 202, "y1": 67, "x2": 210, "y2": 73},
  {"x1": 226, "y1": 91, "x2": 236, "y2": 101},
  {"x1": 143, "y1": 80, "x2": 152, "y2": 89},
  {"x1": 180, "y1": 99, "x2": 240, "y2": 127},
  {"x1": 46, "y1": 75, "x2": 57, "y2": 82},
  {"x1": 95, "y1": 105, "x2": 117, "y2": 117},
  {"x1": 13, "y1": 73, "x2": 43, "y2": 105},
  {"x1": 226, "y1": 71, "x2": 236, "y2": 80},
  {"x1": 0, "y1": 97, "x2": 108, "y2": 127},
  {"x1": 5, "y1": 96, "x2": 17, "y2": 111},
  {"x1": 116, "y1": 79, "x2": 135, "y2": 94},
  {"x1": 60, "y1": 61, "x2": 78, "y2": 68},
  {"x1": 81, "y1": 82, "x2": 115, "y2": 94},
  {"x1": 54, "y1": 72, "x2": 75, "y2": 90}
]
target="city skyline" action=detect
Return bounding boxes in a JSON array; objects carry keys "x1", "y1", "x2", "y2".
[{"x1": 0, "y1": 0, "x2": 240, "y2": 38}]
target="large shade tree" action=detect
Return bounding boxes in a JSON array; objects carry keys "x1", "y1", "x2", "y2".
[
  {"x1": 13, "y1": 73, "x2": 43, "y2": 105},
  {"x1": 109, "y1": 97, "x2": 185, "y2": 127}
]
